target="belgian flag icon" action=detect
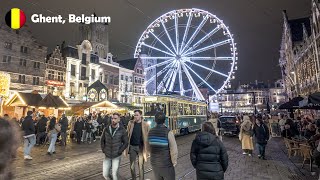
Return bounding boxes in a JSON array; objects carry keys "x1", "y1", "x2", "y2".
[{"x1": 5, "y1": 8, "x2": 26, "y2": 30}]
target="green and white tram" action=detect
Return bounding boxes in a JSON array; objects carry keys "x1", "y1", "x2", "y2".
[{"x1": 142, "y1": 95, "x2": 207, "y2": 135}]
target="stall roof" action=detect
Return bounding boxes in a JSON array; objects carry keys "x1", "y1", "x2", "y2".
[{"x1": 38, "y1": 93, "x2": 69, "y2": 108}]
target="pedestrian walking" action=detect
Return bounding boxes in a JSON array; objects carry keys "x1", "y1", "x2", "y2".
[
  {"x1": 148, "y1": 112, "x2": 178, "y2": 180},
  {"x1": 47, "y1": 117, "x2": 61, "y2": 155},
  {"x1": 36, "y1": 113, "x2": 48, "y2": 145},
  {"x1": 0, "y1": 117, "x2": 20, "y2": 180},
  {"x1": 125, "y1": 110, "x2": 150, "y2": 180},
  {"x1": 253, "y1": 117, "x2": 270, "y2": 160},
  {"x1": 101, "y1": 113, "x2": 128, "y2": 180},
  {"x1": 74, "y1": 117, "x2": 85, "y2": 144},
  {"x1": 22, "y1": 111, "x2": 36, "y2": 160},
  {"x1": 59, "y1": 114, "x2": 68, "y2": 146},
  {"x1": 190, "y1": 122, "x2": 228, "y2": 180},
  {"x1": 239, "y1": 115, "x2": 254, "y2": 156}
]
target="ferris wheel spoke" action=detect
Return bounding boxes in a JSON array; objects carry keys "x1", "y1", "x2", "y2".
[
  {"x1": 185, "y1": 60, "x2": 228, "y2": 78},
  {"x1": 180, "y1": 63, "x2": 205, "y2": 100},
  {"x1": 182, "y1": 26, "x2": 222, "y2": 55},
  {"x1": 165, "y1": 61, "x2": 178, "y2": 91},
  {"x1": 161, "y1": 20, "x2": 177, "y2": 53},
  {"x1": 178, "y1": 63, "x2": 184, "y2": 95},
  {"x1": 156, "y1": 61, "x2": 177, "y2": 93},
  {"x1": 140, "y1": 57, "x2": 173, "y2": 60},
  {"x1": 188, "y1": 57, "x2": 234, "y2": 61},
  {"x1": 183, "y1": 39, "x2": 231, "y2": 57},
  {"x1": 180, "y1": 11, "x2": 193, "y2": 55},
  {"x1": 175, "y1": 14, "x2": 179, "y2": 54},
  {"x1": 184, "y1": 63, "x2": 217, "y2": 93},
  {"x1": 150, "y1": 32, "x2": 176, "y2": 55},
  {"x1": 146, "y1": 61, "x2": 175, "y2": 86},
  {"x1": 145, "y1": 58, "x2": 174, "y2": 70},
  {"x1": 142, "y1": 42, "x2": 175, "y2": 57},
  {"x1": 168, "y1": 62, "x2": 179, "y2": 91},
  {"x1": 180, "y1": 16, "x2": 208, "y2": 54}
]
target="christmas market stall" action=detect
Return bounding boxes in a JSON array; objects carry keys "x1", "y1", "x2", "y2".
[
  {"x1": 4, "y1": 92, "x2": 43, "y2": 119},
  {"x1": 37, "y1": 93, "x2": 70, "y2": 117}
]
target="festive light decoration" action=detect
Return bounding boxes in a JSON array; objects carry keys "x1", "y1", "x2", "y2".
[
  {"x1": 0, "y1": 72, "x2": 10, "y2": 98},
  {"x1": 134, "y1": 8, "x2": 237, "y2": 100}
]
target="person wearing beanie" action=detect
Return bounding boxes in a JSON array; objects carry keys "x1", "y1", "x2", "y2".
[{"x1": 239, "y1": 115, "x2": 254, "y2": 156}]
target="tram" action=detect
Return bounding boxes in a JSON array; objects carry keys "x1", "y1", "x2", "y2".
[{"x1": 142, "y1": 95, "x2": 207, "y2": 135}]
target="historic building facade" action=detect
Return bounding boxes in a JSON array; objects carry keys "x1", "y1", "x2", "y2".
[
  {"x1": 118, "y1": 58, "x2": 145, "y2": 107},
  {"x1": 118, "y1": 67, "x2": 134, "y2": 104},
  {"x1": 280, "y1": 0, "x2": 320, "y2": 98},
  {"x1": 0, "y1": 24, "x2": 47, "y2": 93},
  {"x1": 45, "y1": 46, "x2": 66, "y2": 96}
]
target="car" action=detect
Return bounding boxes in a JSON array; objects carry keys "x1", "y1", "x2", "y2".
[{"x1": 217, "y1": 116, "x2": 240, "y2": 136}]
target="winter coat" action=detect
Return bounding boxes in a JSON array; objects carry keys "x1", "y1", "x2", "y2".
[
  {"x1": 74, "y1": 120, "x2": 84, "y2": 132},
  {"x1": 239, "y1": 118, "x2": 254, "y2": 150},
  {"x1": 85, "y1": 122, "x2": 94, "y2": 133},
  {"x1": 190, "y1": 132, "x2": 228, "y2": 180},
  {"x1": 37, "y1": 117, "x2": 48, "y2": 133},
  {"x1": 22, "y1": 115, "x2": 35, "y2": 136},
  {"x1": 101, "y1": 125, "x2": 128, "y2": 159},
  {"x1": 124, "y1": 120, "x2": 150, "y2": 162},
  {"x1": 59, "y1": 117, "x2": 68, "y2": 133},
  {"x1": 253, "y1": 123, "x2": 270, "y2": 144}
]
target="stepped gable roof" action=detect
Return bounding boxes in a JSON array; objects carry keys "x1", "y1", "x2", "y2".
[{"x1": 288, "y1": 17, "x2": 311, "y2": 42}]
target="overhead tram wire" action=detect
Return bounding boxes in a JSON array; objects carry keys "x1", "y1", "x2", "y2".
[{"x1": 123, "y1": 0, "x2": 152, "y2": 20}]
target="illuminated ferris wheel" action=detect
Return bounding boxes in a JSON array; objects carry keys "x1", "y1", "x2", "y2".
[{"x1": 134, "y1": 8, "x2": 238, "y2": 100}]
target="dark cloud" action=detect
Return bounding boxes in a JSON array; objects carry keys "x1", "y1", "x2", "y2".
[{"x1": 1, "y1": 0, "x2": 310, "y2": 85}]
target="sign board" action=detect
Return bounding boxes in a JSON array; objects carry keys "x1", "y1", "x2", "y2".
[{"x1": 46, "y1": 80, "x2": 65, "y2": 87}]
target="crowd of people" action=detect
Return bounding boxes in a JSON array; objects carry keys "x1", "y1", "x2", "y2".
[{"x1": 0, "y1": 109, "x2": 230, "y2": 180}]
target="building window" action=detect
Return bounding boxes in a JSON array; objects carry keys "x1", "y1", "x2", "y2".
[
  {"x1": 81, "y1": 67, "x2": 87, "y2": 80},
  {"x1": 20, "y1": 46, "x2": 28, "y2": 53},
  {"x1": 135, "y1": 77, "x2": 137, "y2": 83},
  {"x1": 109, "y1": 75, "x2": 114, "y2": 84},
  {"x1": 138, "y1": 78, "x2": 141, "y2": 84},
  {"x1": 33, "y1": 62, "x2": 40, "y2": 69},
  {"x1": 129, "y1": 76, "x2": 132, "y2": 82},
  {"x1": 19, "y1": 59, "x2": 26, "y2": 66},
  {"x1": 71, "y1": 65, "x2": 76, "y2": 76},
  {"x1": 91, "y1": 69, "x2": 96, "y2": 80},
  {"x1": 48, "y1": 70, "x2": 55, "y2": 80},
  {"x1": 58, "y1": 72, "x2": 63, "y2": 81},
  {"x1": 33, "y1": 77, "x2": 40, "y2": 85},
  {"x1": 18, "y1": 75, "x2": 25, "y2": 84},
  {"x1": 142, "y1": 79, "x2": 144, "y2": 84},
  {"x1": 104, "y1": 74, "x2": 108, "y2": 83},
  {"x1": 121, "y1": 75, "x2": 124, "y2": 80},
  {"x1": 2, "y1": 55, "x2": 11, "y2": 63},
  {"x1": 4, "y1": 42, "x2": 12, "y2": 50}
]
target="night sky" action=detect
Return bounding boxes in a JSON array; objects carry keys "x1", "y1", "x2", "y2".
[{"x1": 1, "y1": 0, "x2": 311, "y2": 86}]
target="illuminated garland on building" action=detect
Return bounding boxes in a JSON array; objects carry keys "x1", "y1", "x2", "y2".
[{"x1": 0, "y1": 72, "x2": 10, "y2": 98}]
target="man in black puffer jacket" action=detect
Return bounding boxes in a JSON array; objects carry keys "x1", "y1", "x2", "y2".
[
  {"x1": 22, "y1": 111, "x2": 36, "y2": 160},
  {"x1": 101, "y1": 113, "x2": 128, "y2": 180},
  {"x1": 36, "y1": 113, "x2": 48, "y2": 145},
  {"x1": 190, "y1": 122, "x2": 228, "y2": 180}
]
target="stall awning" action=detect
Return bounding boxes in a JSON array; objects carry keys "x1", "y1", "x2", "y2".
[
  {"x1": 6, "y1": 92, "x2": 43, "y2": 107},
  {"x1": 38, "y1": 93, "x2": 69, "y2": 109},
  {"x1": 278, "y1": 96, "x2": 303, "y2": 109}
]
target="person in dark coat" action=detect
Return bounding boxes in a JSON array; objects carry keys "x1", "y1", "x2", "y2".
[
  {"x1": 252, "y1": 117, "x2": 270, "y2": 160},
  {"x1": 74, "y1": 117, "x2": 85, "y2": 144},
  {"x1": 59, "y1": 114, "x2": 68, "y2": 146},
  {"x1": 190, "y1": 122, "x2": 228, "y2": 180},
  {"x1": 101, "y1": 113, "x2": 128, "y2": 180},
  {"x1": 36, "y1": 114, "x2": 48, "y2": 145},
  {"x1": 21, "y1": 111, "x2": 36, "y2": 160},
  {"x1": 281, "y1": 123, "x2": 294, "y2": 139}
]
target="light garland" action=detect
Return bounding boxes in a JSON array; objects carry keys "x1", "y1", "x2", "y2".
[{"x1": 0, "y1": 72, "x2": 10, "y2": 98}]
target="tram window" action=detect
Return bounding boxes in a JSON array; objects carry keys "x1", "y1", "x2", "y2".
[
  {"x1": 184, "y1": 104, "x2": 191, "y2": 115},
  {"x1": 178, "y1": 103, "x2": 183, "y2": 115},
  {"x1": 144, "y1": 103, "x2": 166, "y2": 116},
  {"x1": 192, "y1": 105, "x2": 197, "y2": 115}
]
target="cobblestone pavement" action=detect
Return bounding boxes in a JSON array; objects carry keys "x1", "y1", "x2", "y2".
[{"x1": 13, "y1": 134, "x2": 319, "y2": 180}]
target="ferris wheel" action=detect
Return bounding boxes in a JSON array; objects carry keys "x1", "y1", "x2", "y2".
[{"x1": 134, "y1": 8, "x2": 238, "y2": 100}]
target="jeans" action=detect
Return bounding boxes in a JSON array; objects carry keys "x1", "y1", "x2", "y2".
[
  {"x1": 81, "y1": 130, "x2": 87, "y2": 142},
  {"x1": 76, "y1": 130, "x2": 82, "y2": 144},
  {"x1": 48, "y1": 133, "x2": 58, "y2": 153},
  {"x1": 24, "y1": 134, "x2": 36, "y2": 156},
  {"x1": 103, "y1": 156, "x2": 121, "y2": 180},
  {"x1": 86, "y1": 132, "x2": 92, "y2": 143},
  {"x1": 129, "y1": 145, "x2": 144, "y2": 180},
  {"x1": 60, "y1": 131, "x2": 67, "y2": 146},
  {"x1": 257, "y1": 143, "x2": 266, "y2": 157}
]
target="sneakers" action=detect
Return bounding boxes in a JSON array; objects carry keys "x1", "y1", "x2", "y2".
[
  {"x1": 47, "y1": 152, "x2": 52, "y2": 155},
  {"x1": 258, "y1": 155, "x2": 261, "y2": 158},
  {"x1": 24, "y1": 155, "x2": 33, "y2": 160},
  {"x1": 242, "y1": 152, "x2": 247, "y2": 155},
  {"x1": 248, "y1": 154, "x2": 252, "y2": 157}
]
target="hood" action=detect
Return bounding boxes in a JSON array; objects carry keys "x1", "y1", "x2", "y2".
[{"x1": 195, "y1": 132, "x2": 216, "y2": 146}]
